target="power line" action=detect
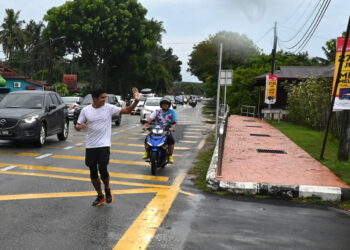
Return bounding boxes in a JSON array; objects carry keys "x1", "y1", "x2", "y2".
[
  {"x1": 282, "y1": 0, "x2": 330, "y2": 50},
  {"x1": 281, "y1": 0, "x2": 306, "y2": 25},
  {"x1": 254, "y1": 27, "x2": 273, "y2": 44},
  {"x1": 280, "y1": 0, "x2": 322, "y2": 43},
  {"x1": 292, "y1": 0, "x2": 331, "y2": 53}
]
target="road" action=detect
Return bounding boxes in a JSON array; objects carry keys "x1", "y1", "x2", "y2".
[{"x1": 1, "y1": 103, "x2": 350, "y2": 250}]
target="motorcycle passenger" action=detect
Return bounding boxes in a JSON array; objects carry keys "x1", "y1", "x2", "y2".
[{"x1": 143, "y1": 96, "x2": 177, "y2": 164}]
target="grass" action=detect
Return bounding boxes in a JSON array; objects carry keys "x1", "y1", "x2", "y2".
[{"x1": 269, "y1": 121, "x2": 350, "y2": 186}]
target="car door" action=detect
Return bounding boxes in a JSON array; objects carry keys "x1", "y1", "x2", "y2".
[
  {"x1": 49, "y1": 93, "x2": 64, "y2": 133},
  {"x1": 44, "y1": 94, "x2": 58, "y2": 135}
]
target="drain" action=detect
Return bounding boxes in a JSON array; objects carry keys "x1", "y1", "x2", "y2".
[
  {"x1": 243, "y1": 120, "x2": 256, "y2": 122},
  {"x1": 246, "y1": 126, "x2": 262, "y2": 128},
  {"x1": 257, "y1": 149, "x2": 286, "y2": 154},
  {"x1": 250, "y1": 134, "x2": 271, "y2": 137}
]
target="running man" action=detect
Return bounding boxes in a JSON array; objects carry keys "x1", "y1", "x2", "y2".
[{"x1": 75, "y1": 86, "x2": 140, "y2": 206}]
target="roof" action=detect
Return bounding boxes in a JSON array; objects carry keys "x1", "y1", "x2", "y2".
[
  {"x1": 8, "y1": 90, "x2": 52, "y2": 95},
  {"x1": 0, "y1": 63, "x2": 44, "y2": 87},
  {"x1": 254, "y1": 65, "x2": 334, "y2": 83}
]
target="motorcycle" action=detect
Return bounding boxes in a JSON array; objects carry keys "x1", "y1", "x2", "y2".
[
  {"x1": 145, "y1": 124, "x2": 172, "y2": 175},
  {"x1": 189, "y1": 99, "x2": 197, "y2": 108}
]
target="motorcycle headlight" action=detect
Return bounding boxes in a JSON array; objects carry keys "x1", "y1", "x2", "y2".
[
  {"x1": 152, "y1": 129, "x2": 157, "y2": 134},
  {"x1": 23, "y1": 115, "x2": 39, "y2": 123}
]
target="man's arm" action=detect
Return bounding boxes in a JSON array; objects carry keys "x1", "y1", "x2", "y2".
[{"x1": 120, "y1": 87, "x2": 140, "y2": 114}]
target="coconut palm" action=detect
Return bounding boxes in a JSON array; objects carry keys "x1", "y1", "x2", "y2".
[{"x1": 0, "y1": 9, "x2": 26, "y2": 59}]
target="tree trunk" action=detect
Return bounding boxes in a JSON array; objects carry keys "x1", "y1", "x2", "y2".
[{"x1": 337, "y1": 110, "x2": 350, "y2": 161}]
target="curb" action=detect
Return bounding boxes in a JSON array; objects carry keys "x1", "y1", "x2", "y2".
[{"x1": 206, "y1": 139, "x2": 350, "y2": 201}]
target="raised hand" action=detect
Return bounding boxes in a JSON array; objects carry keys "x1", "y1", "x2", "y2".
[{"x1": 132, "y1": 87, "x2": 140, "y2": 101}]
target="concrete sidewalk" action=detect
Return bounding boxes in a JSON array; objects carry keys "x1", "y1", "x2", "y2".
[{"x1": 206, "y1": 115, "x2": 350, "y2": 201}]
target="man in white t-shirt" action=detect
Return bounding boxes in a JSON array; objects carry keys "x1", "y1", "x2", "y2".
[{"x1": 75, "y1": 86, "x2": 140, "y2": 206}]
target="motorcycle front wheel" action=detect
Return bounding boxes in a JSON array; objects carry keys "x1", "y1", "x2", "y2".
[{"x1": 150, "y1": 151, "x2": 158, "y2": 175}]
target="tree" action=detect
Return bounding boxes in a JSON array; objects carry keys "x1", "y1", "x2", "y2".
[
  {"x1": 53, "y1": 82, "x2": 69, "y2": 96},
  {"x1": 0, "y1": 9, "x2": 26, "y2": 59}
]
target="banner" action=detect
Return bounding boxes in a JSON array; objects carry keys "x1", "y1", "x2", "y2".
[
  {"x1": 332, "y1": 37, "x2": 350, "y2": 110},
  {"x1": 264, "y1": 74, "x2": 278, "y2": 104}
]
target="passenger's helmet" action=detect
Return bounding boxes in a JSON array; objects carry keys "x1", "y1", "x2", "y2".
[{"x1": 160, "y1": 97, "x2": 171, "y2": 108}]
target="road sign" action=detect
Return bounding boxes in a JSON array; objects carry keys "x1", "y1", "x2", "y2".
[{"x1": 220, "y1": 70, "x2": 233, "y2": 86}]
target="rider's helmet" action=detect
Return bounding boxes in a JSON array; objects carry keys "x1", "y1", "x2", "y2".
[{"x1": 160, "y1": 97, "x2": 171, "y2": 109}]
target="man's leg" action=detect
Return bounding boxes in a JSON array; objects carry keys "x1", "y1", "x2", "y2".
[
  {"x1": 167, "y1": 133, "x2": 175, "y2": 164},
  {"x1": 98, "y1": 147, "x2": 113, "y2": 204},
  {"x1": 86, "y1": 148, "x2": 105, "y2": 206},
  {"x1": 143, "y1": 138, "x2": 149, "y2": 159}
]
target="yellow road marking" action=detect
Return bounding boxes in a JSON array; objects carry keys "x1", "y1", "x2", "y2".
[
  {"x1": 112, "y1": 137, "x2": 141, "y2": 140},
  {"x1": 0, "y1": 188, "x2": 161, "y2": 201},
  {"x1": 179, "y1": 190, "x2": 196, "y2": 196},
  {"x1": 44, "y1": 146, "x2": 62, "y2": 149},
  {"x1": 114, "y1": 172, "x2": 186, "y2": 249},
  {"x1": 185, "y1": 129, "x2": 206, "y2": 131},
  {"x1": 51, "y1": 155, "x2": 148, "y2": 166},
  {"x1": 124, "y1": 132, "x2": 148, "y2": 136},
  {"x1": 0, "y1": 151, "x2": 40, "y2": 157},
  {"x1": 75, "y1": 147, "x2": 181, "y2": 157},
  {"x1": 0, "y1": 170, "x2": 170, "y2": 189},
  {"x1": 0, "y1": 163, "x2": 169, "y2": 182},
  {"x1": 184, "y1": 135, "x2": 202, "y2": 138},
  {"x1": 179, "y1": 140, "x2": 197, "y2": 144},
  {"x1": 112, "y1": 142, "x2": 191, "y2": 150},
  {"x1": 184, "y1": 132, "x2": 202, "y2": 135}
]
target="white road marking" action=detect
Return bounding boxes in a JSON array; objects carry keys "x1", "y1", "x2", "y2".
[
  {"x1": 75, "y1": 143, "x2": 83, "y2": 146},
  {"x1": 64, "y1": 146, "x2": 73, "y2": 150},
  {"x1": 1, "y1": 165, "x2": 18, "y2": 171},
  {"x1": 197, "y1": 139, "x2": 206, "y2": 150},
  {"x1": 36, "y1": 153, "x2": 53, "y2": 159}
]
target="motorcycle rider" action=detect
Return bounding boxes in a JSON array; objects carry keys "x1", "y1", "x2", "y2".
[{"x1": 142, "y1": 96, "x2": 177, "y2": 164}]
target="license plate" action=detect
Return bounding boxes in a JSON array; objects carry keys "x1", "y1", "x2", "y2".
[{"x1": 0, "y1": 130, "x2": 11, "y2": 135}]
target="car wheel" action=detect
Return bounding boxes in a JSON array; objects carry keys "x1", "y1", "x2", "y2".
[
  {"x1": 58, "y1": 119, "x2": 69, "y2": 141},
  {"x1": 35, "y1": 123, "x2": 46, "y2": 147}
]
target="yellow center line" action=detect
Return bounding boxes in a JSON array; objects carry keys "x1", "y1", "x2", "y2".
[
  {"x1": 114, "y1": 172, "x2": 186, "y2": 249},
  {"x1": 112, "y1": 137, "x2": 141, "y2": 140},
  {"x1": 51, "y1": 155, "x2": 149, "y2": 166},
  {"x1": 0, "y1": 151, "x2": 40, "y2": 157},
  {"x1": 0, "y1": 188, "x2": 161, "y2": 201},
  {"x1": 0, "y1": 170, "x2": 170, "y2": 189},
  {"x1": 0, "y1": 163, "x2": 169, "y2": 182}
]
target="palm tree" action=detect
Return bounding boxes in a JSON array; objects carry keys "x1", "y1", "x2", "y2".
[{"x1": 0, "y1": 9, "x2": 25, "y2": 59}]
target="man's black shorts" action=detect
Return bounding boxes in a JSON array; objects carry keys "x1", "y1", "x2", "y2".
[{"x1": 85, "y1": 147, "x2": 110, "y2": 167}]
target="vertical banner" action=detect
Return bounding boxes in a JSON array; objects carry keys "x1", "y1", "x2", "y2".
[
  {"x1": 264, "y1": 74, "x2": 278, "y2": 104},
  {"x1": 333, "y1": 37, "x2": 350, "y2": 110}
]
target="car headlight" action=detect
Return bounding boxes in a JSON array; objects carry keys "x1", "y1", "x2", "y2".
[{"x1": 23, "y1": 115, "x2": 39, "y2": 123}]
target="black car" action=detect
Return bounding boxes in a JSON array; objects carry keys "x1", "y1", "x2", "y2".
[
  {"x1": 0, "y1": 90, "x2": 69, "y2": 146},
  {"x1": 73, "y1": 94, "x2": 122, "y2": 126}
]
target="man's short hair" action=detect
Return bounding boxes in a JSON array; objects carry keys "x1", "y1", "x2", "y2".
[{"x1": 91, "y1": 86, "x2": 106, "y2": 99}]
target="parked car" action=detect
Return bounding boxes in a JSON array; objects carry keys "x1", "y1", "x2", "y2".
[
  {"x1": 164, "y1": 95, "x2": 177, "y2": 109},
  {"x1": 140, "y1": 97, "x2": 162, "y2": 124},
  {"x1": 73, "y1": 94, "x2": 122, "y2": 126},
  {"x1": 0, "y1": 90, "x2": 69, "y2": 146},
  {"x1": 61, "y1": 96, "x2": 83, "y2": 119}
]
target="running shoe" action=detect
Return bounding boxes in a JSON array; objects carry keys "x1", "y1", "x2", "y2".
[
  {"x1": 142, "y1": 151, "x2": 148, "y2": 159},
  {"x1": 168, "y1": 156, "x2": 174, "y2": 164},
  {"x1": 92, "y1": 194, "x2": 106, "y2": 206},
  {"x1": 105, "y1": 187, "x2": 113, "y2": 204}
]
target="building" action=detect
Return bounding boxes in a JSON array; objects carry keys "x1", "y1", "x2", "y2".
[{"x1": 0, "y1": 63, "x2": 45, "y2": 94}]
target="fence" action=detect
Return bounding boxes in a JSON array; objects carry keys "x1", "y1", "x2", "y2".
[
  {"x1": 240, "y1": 105, "x2": 255, "y2": 117},
  {"x1": 216, "y1": 104, "x2": 230, "y2": 177}
]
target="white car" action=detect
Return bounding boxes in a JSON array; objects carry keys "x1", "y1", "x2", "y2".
[
  {"x1": 140, "y1": 97, "x2": 162, "y2": 124},
  {"x1": 115, "y1": 95, "x2": 126, "y2": 107},
  {"x1": 131, "y1": 95, "x2": 147, "y2": 115},
  {"x1": 61, "y1": 96, "x2": 83, "y2": 119}
]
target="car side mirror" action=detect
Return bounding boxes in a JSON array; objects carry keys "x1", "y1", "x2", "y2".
[{"x1": 48, "y1": 104, "x2": 57, "y2": 111}]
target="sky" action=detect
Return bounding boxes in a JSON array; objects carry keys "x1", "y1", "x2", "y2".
[{"x1": 0, "y1": 0, "x2": 349, "y2": 82}]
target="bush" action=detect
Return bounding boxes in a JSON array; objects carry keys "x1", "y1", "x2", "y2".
[{"x1": 285, "y1": 78, "x2": 332, "y2": 130}]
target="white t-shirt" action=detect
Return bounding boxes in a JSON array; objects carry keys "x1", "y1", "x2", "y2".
[{"x1": 77, "y1": 103, "x2": 121, "y2": 148}]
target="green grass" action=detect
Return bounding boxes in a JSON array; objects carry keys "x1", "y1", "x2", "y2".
[{"x1": 269, "y1": 121, "x2": 350, "y2": 186}]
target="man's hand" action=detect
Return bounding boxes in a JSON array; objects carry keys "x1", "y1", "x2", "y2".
[
  {"x1": 132, "y1": 87, "x2": 140, "y2": 101},
  {"x1": 142, "y1": 123, "x2": 149, "y2": 131},
  {"x1": 169, "y1": 127, "x2": 175, "y2": 131},
  {"x1": 75, "y1": 122, "x2": 88, "y2": 131}
]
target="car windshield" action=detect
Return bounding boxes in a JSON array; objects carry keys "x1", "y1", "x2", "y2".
[
  {"x1": 145, "y1": 99, "x2": 160, "y2": 106},
  {"x1": 81, "y1": 94, "x2": 93, "y2": 105},
  {"x1": 0, "y1": 94, "x2": 44, "y2": 109},
  {"x1": 62, "y1": 97, "x2": 79, "y2": 104}
]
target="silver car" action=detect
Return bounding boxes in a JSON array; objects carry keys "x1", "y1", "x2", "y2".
[{"x1": 61, "y1": 96, "x2": 82, "y2": 119}]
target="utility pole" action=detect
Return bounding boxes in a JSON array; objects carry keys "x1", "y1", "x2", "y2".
[
  {"x1": 320, "y1": 16, "x2": 350, "y2": 160},
  {"x1": 215, "y1": 43, "x2": 223, "y2": 141},
  {"x1": 268, "y1": 21, "x2": 278, "y2": 120}
]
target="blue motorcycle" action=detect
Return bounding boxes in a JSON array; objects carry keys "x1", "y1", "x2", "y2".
[{"x1": 145, "y1": 124, "x2": 171, "y2": 175}]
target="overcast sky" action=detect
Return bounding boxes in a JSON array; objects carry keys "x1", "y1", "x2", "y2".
[{"x1": 0, "y1": 0, "x2": 349, "y2": 82}]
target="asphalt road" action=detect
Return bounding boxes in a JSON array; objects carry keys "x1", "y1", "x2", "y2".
[{"x1": 1, "y1": 103, "x2": 350, "y2": 250}]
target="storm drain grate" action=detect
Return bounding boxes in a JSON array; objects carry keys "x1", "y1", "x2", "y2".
[
  {"x1": 246, "y1": 126, "x2": 262, "y2": 128},
  {"x1": 257, "y1": 149, "x2": 286, "y2": 154},
  {"x1": 243, "y1": 120, "x2": 256, "y2": 122},
  {"x1": 250, "y1": 134, "x2": 271, "y2": 137}
]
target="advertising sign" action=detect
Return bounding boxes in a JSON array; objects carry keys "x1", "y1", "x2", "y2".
[
  {"x1": 332, "y1": 37, "x2": 350, "y2": 111},
  {"x1": 265, "y1": 74, "x2": 278, "y2": 104}
]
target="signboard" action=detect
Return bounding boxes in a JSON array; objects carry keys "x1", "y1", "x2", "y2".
[
  {"x1": 265, "y1": 74, "x2": 278, "y2": 104},
  {"x1": 219, "y1": 70, "x2": 233, "y2": 86},
  {"x1": 63, "y1": 74, "x2": 77, "y2": 85},
  {"x1": 332, "y1": 37, "x2": 350, "y2": 111}
]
